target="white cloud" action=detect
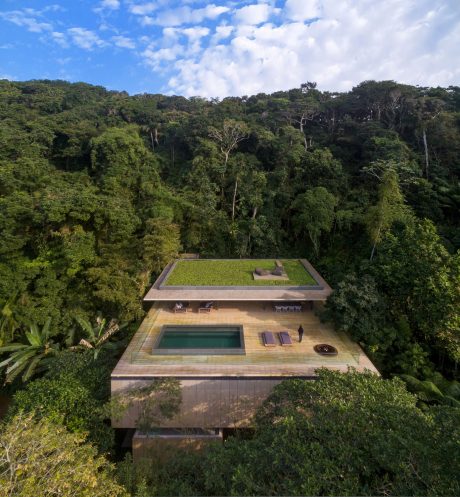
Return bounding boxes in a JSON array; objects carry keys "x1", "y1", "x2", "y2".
[
  {"x1": 67, "y1": 28, "x2": 106, "y2": 50},
  {"x1": 136, "y1": 4, "x2": 230, "y2": 27},
  {"x1": 140, "y1": 25, "x2": 210, "y2": 69},
  {"x1": 140, "y1": 16, "x2": 155, "y2": 26},
  {"x1": 101, "y1": 0, "x2": 120, "y2": 9},
  {"x1": 142, "y1": 46, "x2": 182, "y2": 69},
  {"x1": 129, "y1": 2, "x2": 158, "y2": 15},
  {"x1": 181, "y1": 26, "x2": 210, "y2": 54},
  {"x1": 164, "y1": 0, "x2": 460, "y2": 97},
  {"x1": 211, "y1": 24, "x2": 234, "y2": 44},
  {"x1": 94, "y1": 0, "x2": 121, "y2": 13},
  {"x1": 43, "y1": 5, "x2": 66, "y2": 14},
  {"x1": 163, "y1": 27, "x2": 178, "y2": 39},
  {"x1": 182, "y1": 26, "x2": 210, "y2": 41},
  {"x1": 0, "y1": 9, "x2": 52, "y2": 33},
  {"x1": 284, "y1": 0, "x2": 321, "y2": 22},
  {"x1": 51, "y1": 31, "x2": 68, "y2": 48},
  {"x1": 112, "y1": 35, "x2": 136, "y2": 49},
  {"x1": 234, "y1": 4, "x2": 272, "y2": 25}
]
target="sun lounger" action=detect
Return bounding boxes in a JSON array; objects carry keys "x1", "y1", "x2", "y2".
[
  {"x1": 173, "y1": 301, "x2": 189, "y2": 313},
  {"x1": 279, "y1": 331, "x2": 293, "y2": 346},
  {"x1": 198, "y1": 301, "x2": 214, "y2": 313},
  {"x1": 262, "y1": 331, "x2": 276, "y2": 347}
]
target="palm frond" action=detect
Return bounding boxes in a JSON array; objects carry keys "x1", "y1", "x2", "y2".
[
  {"x1": 95, "y1": 318, "x2": 107, "y2": 340},
  {"x1": 0, "y1": 356, "x2": 15, "y2": 369},
  {"x1": 5, "y1": 350, "x2": 37, "y2": 374},
  {"x1": 96, "y1": 321, "x2": 120, "y2": 346},
  {"x1": 5, "y1": 360, "x2": 28, "y2": 384},
  {"x1": 26, "y1": 326, "x2": 42, "y2": 347},
  {"x1": 75, "y1": 316, "x2": 96, "y2": 342},
  {"x1": 41, "y1": 317, "x2": 52, "y2": 341},
  {"x1": 65, "y1": 327, "x2": 76, "y2": 347},
  {"x1": 22, "y1": 354, "x2": 44, "y2": 382},
  {"x1": 445, "y1": 381, "x2": 460, "y2": 400},
  {"x1": 0, "y1": 343, "x2": 28, "y2": 353},
  {"x1": 79, "y1": 338, "x2": 94, "y2": 349},
  {"x1": 443, "y1": 396, "x2": 460, "y2": 408}
]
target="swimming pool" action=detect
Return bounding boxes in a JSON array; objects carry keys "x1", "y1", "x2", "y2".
[{"x1": 153, "y1": 325, "x2": 245, "y2": 355}]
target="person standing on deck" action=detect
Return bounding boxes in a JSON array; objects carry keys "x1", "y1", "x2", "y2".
[{"x1": 298, "y1": 325, "x2": 304, "y2": 343}]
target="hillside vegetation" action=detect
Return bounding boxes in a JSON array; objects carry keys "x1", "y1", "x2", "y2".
[
  {"x1": 0, "y1": 78, "x2": 458, "y2": 377},
  {"x1": 0, "y1": 79, "x2": 459, "y2": 496}
]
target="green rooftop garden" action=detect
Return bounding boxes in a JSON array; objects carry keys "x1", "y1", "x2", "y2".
[{"x1": 163, "y1": 259, "x2": 317, "y2": 286}]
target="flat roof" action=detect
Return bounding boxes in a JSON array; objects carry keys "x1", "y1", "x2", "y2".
[
  {"x1": 144, "y1": 259, "x2": 332, "y2": 302},
  {"x1": 111, "y1": 302, "x2": 378, "y2": 378}
]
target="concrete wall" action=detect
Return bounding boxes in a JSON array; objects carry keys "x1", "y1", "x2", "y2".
[
  {"x1": 132, "y1": 430, "x2": 222, "y2": 463},
  {"x1": 111, "y1": 377, "x2": 284, "y2": 429}
]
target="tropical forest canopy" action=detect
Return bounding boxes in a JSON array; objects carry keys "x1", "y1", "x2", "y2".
[
  {"x1": 0, "y1": 78, "x2": 459, "y2": 376},
  {"x1": 0, "y1": 78, "x2": 460, "y2": 496}
]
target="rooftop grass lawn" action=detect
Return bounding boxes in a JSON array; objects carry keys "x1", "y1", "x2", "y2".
[{"x1": 164, "y1": 259, "x2": 317, "y2": 286}]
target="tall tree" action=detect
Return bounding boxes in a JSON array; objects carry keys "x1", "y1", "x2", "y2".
[
  {"x1": 291, "y1": 187, "x2": 338, "y2": 255},
  {"x1": 366, "y1": 168, "x2": 411, "y2": 260},
  {"x1": 208, "y1": 119, "x2": 249, "y2": 173},
  {"x1": 410, "y1": 96, "x2": 444, "y2": 179},
  {"x1": 372, "y1": 220, "x2": 460, "y2": 364}
]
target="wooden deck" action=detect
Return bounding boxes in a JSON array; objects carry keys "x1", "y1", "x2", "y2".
[{"x1": 112, "y1": 302, "x2": 379, "y2": 378}]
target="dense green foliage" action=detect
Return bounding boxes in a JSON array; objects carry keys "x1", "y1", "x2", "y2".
[
  {"x1": 0, "y1": 318, "x2": 59, "y2": 383},
  {"x1": 0, "y1": 78, "x2": 459, "y2": 496},
  {"x1": 8, "y1": 350, "x2": 117, "y2": 452},
  {"x1": 164, "y1": 259, "x2": 315, "y2": 286},
  {"x1": 0, "y1": 79, "x2": 458, "y2": 379},
  {"x1": 116, "y1": 370, "x2": 460, "y2": 496},
  {"x1": 0, "y1": 412, "x2": 127, "y2": 497},
  {"x1": 0, "y1": 79, "x2": 458, "y2": 348},
  {"x1": 399, "y1": 373, "x2": 460, "y2": 408},
  {"x1": 72, "y1": 315, "x2": 127, "y2": 359}
]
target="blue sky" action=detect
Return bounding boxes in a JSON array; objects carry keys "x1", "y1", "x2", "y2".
[{"x1": 0, "y1": 0, "x2": 459, "y2": 97}]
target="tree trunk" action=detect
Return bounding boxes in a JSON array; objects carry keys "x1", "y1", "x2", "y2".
[
  {"x1": 221, "y1": 152, "x2": 230, "y2": 203},
  {"x1": 231, "y1": 177, "x2": 238, "y2": 222},
  {"x1": 422, "y1": 128, "x2": 429, "y2": 179},
  {"x1": 370, "y1": 225, "x2": 381, "y2": 261},
  {"x1": 299, "y1": 117, "x2": 308, "y2": 151},
  {"x1": 370, "y1": 241, "x2": 377, "y2": 261},
  {"x1": 149, "y1": 131, "x2": 155, "y2": 151}
]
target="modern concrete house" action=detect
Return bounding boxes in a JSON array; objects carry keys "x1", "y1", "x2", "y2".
[{"x1": 111, "y1": 258, "x2": 378, "y2": 458}]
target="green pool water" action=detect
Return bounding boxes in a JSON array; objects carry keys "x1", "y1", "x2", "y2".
[
  {"x1": 158, "y1": 327, "x2": 241, "y2": 349},
  {"x1": 158, "y1": 326, "x2": 242, "y2": 349}
]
